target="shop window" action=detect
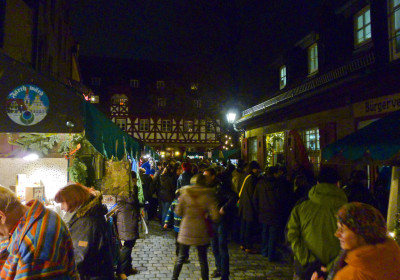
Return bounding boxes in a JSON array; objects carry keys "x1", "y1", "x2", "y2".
[
  {"x1": 389, "y1": 0, "x2": 400, "y2": 60},
  {"x1": 158, "y1": 97, "x2": 166, "y2": 107},
  {"x1": 139, "y1": 119, "x2": 149, "y2": 131},
  {"x1": 354, "y1": 6, "x2": 371, "y2": 47},
  {"x1": 265, "y1": 132, "x2": 285, "y2": 167},
  {"x1": 116, "y1": 119, "x2": 126, "y2": 131},
  {"x1": 248, "y1": 137, "x2": 258, "y2": 162},
  {"x1": 184, "y1": 120, "x2": 193, "y2": 132},
  {"x1": 162, "y1": 120, "x2": 171, "y2": 132},
  {"x1": 308, "y1": 43, "x2": 318, "y2": 75},
  {"x1": 300, "y1": 128, "x2": 321, "y2": 173},
  {"x1": 280, "y1": 65, "x2": 287, "y2": 89},
  {"x1": 130, "y1": 79, "x2": 139, "y2": 88}
]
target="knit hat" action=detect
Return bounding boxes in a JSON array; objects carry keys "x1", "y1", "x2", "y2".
[
  {"x1": 337, "y1": 202, "x2": 387, "y2": 244},
  {"x1": 182, "y1": 162, "x2": 191, "y2": 172},
  {"x1": 249, "y1": 161, "x2": 261, "y2": 171}
]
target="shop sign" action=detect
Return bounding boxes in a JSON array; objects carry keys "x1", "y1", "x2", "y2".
[
  {"x1": 353, "y1": 93, "x2": 400, "y2": 118},
  {"x1": 6, "y1": 84, "x2": 49, "y2": 126}
]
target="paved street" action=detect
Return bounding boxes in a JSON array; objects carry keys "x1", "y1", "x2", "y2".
[{"x1": 127, "y1": 220, "x2": 293, "y2": 280}]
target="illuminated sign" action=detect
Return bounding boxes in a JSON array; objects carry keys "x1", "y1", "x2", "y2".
[
  {"x1": 6, "y1": 84, "x2": 49, "y2": 126},
  {"x1": 353, "y1": 93, "x2": 400, "y2": 118}
]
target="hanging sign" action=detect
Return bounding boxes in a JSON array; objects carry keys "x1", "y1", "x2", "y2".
[{"x1": 6, "y1": 84, "x2": 49, "y2": 126}]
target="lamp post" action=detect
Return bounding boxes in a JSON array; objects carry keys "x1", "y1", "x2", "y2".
[{"x1": 226, "y1": 112, "x2": 236, "y2": 124}]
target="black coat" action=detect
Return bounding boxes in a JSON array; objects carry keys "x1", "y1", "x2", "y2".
[
  {"x1": 253, "y1": 176, "x2": 284, "y2": 226},
  {"x1": 238, "y1": 173, "x2": 258, "y2": 222},
  {"x1": 116, "y1": 185, "x2": 140, "y2": 241},
  {"x1": 67, "y1": 193, "x2": 114, "y2": 280},
  {"x1": 159, "y1": 172, "x2": 177, "y2": 202},
  {"x1": 211, "y1": 179, "x2": 237, "y2": 221}
]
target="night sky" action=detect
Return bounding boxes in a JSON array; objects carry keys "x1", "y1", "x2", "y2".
[{"x1": 69, "y1": 0, "x2": 325, "y2": 102}]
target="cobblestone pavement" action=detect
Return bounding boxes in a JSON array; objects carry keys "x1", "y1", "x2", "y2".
[{"x1": 127, "y1": 220, "x2": 293, "y2": 280}]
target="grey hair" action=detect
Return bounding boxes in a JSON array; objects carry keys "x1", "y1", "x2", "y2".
[{"x1": 0, "y1": 186, "x2": 20, "y2": 213}]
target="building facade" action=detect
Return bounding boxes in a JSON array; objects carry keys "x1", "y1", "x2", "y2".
[
  {"x1": 237, "y1": 0, "x2": 400, "y2": 179},
  {"x1": 79, "y1": 56, "x2": 225, "y2": 159}
]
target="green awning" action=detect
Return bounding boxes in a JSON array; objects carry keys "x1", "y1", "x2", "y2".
[
  {"x1": 212, "y1": 148, "x2": 240, "y2": 160},
  {"x1": 82, "y1": 101, "x2": 158, "y2": 161}
]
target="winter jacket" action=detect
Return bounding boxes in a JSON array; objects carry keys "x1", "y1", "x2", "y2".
[
  {"x1": 287, "y1": 183, "x2": 348, "y2": 271},
  {"x1": 253, "y1": 176, "x2": 285, "y2": 226},
  {"x1": 238, "y1": 173, "x2": 258, "y2": 222},
  {"x1": 67, "y1": 192, "x2": 114, "y2": 280},
  {"x1": 164, "y1": 199, "x2": 182, "y2": 232},
  {"x1": 343, "y1": 183, "x2": 377, "y2": 207},
  {"x1": 231, "y1": 169, "x2": 246, "y2": 194},
  {"x1": 333, "y1": 238, "x2": 400, "y2": 280},
  {"x1": 210, "y1": 179, "x2": 237, "y2": 222},
  {"x1": 0, "y1": 200, "x2": 78, "y2": 279},
  {"x1": 176, "y1": 185, "x2": 220, "y2": 246},
  {"x1": 116, "y1": 185, "x2": 140, "y2": 241},
  {"x1": 177, "y1": 171, "x2": 192, "y2": 189},
  {"x1": 159, "y1": 173, "x2": 177, "y2": 202}
]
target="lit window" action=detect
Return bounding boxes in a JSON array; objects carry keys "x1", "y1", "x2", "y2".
[
  {"x1": 354, "y1": 6, "x2": 371, "y2": 46},
  {"x1": 139, "y1": 119, "x2": 149, "y2": 131},
  {"x1": 112, "y1": 98, "x2": 127, "y2": 105},
  {"x1": 206, "y1": 121, "x2": 214, "y2": 133},
  {"x1": 184, "y1": 121, "x2": 193, "y2": 132},
  {"x1": 389, "y1": 0, "x2": 400, "y2": 60},
  {"x1": 158, "y1": 98, "x2": 166, "y2": 107},
  {"x1": 156, "y1": 81, "x2": 165, "y2": 89},
  {"x1": 116, "y1": 119, "x2": 127, "y2": 131},
  {"x1": 91, "y1": 77, "x2": 101, "y2": 86},
  {"x1": 301, "y1": 128, "x2": 321, "y2": 174},
  {"x1": 90, "y1": 95, "x2": 99, "y2": 103},
  {"x1": 130, "y1": 79, "x2": 139, "y2": 88},
  {"x1": 190, "y1": 83, "x2": 199, "y2": 90},
  {"x1": 280, "y1": 65, "x2": 287, "y2": 89},
  {"x1": 308, "y1": 43, "x2": 318, "y2": 75},
  {"x1": 194, "y1": 99, "x2": 202, "y2": 108},
  {"x1": 162, "y1": 120, "x2": 171, "y2": 132}
]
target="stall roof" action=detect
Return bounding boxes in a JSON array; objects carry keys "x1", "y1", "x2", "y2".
[
  {"x1": 0, "y1": 51, "x2": 157, "y2": 161},
  {"x1": 322, "y1": 109, "x2": 400, "y2": 161}
]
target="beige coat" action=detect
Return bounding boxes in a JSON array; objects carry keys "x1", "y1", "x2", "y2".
[{"x1": 176, "y1": 185, "x2": 220, "y2": 246}]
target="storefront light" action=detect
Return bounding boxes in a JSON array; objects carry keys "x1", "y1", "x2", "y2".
[{"x1": 23, "y1": 153, "x2": 39, "y2": 161}]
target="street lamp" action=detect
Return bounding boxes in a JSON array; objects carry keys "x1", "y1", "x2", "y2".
[{"x1": 226, "y1": 112, "x2": 236, "y2": 124}]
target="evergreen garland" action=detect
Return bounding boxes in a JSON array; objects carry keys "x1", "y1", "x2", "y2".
[{"x1": 9, "y1": 133, "x2": 60, "y2": 156}]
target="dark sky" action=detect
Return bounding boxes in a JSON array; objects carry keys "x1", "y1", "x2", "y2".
[{"x1": 69, "y1": 0, "x2": 323, "y2": 101}]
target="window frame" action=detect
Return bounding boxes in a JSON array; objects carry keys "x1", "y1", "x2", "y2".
[
  {"x1": 139, "y1": 119, "x2": 149, "y2": 131},
  {"x1": 157, "y1": 97, "x2": 166, "y2": 107},
  {"x1": 116, "y1": 118, "x2": 127, "y2": 131},
  {"x1": 353, "y1": 5, "x2": 372, "y2": 48},
  {"x1": 206, "y1": 120, "x2": 215, "y2": 133},
  {"x1": 389, "y1": 0, "x2": 400, "y2": 60},
  {"x1": 156, "y1": 80, "x2": 165, "y2": 89},
  {"x1": 162, "y1": 120, "x2": 171, "y2": 132},
  {"x1": 194, "y1": 99, "x2": 202, "y2": 108},
  {"x1": 184, "y1": 120, "x2": 193, "y2": 132},
  {"x1": 308, "y1": 43, "x2": 318, "y2": 75},
  {"x1": 279, "y1": 65, "x2": 287, "y2": 89},
  {"x1": 130, "y1": 79, "x2": 139, "y2": 88}
]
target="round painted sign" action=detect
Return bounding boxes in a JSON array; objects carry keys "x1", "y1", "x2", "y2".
[{"x1": 6, "y1": 84, "x2": 49, "y2": 126}]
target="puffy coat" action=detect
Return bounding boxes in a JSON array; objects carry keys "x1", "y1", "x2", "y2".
[
  {"x1": 287, "y1": 183, "x2": 347, "y2": 271},
  {"x1": 176, "y1": 185, "x2": 220, "y2": 246},
  {"x1": 67, "y1": 192, "x2": 114, "y2": 280},
  {"x1": 238, "y1": 173, "x2": 258, "y2": 222},
  {"x1": 333, "y1": 238, "x2": 400, "y2": 280},
  {"x1": 116, "y1": 184, "x2": 140, "y2": 241}
]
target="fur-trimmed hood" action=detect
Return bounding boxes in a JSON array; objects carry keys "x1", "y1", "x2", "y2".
[{"x1": 76, "y1": 190, "x2": 107, "y2": 218}]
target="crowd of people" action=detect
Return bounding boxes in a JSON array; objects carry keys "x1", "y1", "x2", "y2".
[{"x1": 0, "y1": 157, "x2": 399, "y2": 280}]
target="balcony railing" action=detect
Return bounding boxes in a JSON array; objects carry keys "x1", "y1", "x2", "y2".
[{"x1": 241, "y1": 52, "x2": 375, "y2": 118}]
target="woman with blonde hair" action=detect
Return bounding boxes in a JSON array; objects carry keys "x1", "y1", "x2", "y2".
[{"x1": 55, "y1": 183, "x2": 114, "y2": 280}]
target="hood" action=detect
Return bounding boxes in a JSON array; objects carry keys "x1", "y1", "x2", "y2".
[
  {"x1": 76, "y1": 190, "x2": 107, "y2": 218},
  {"x1": 308, "y1": 183, "x2": 347, "y2": 207},
  {"x1": 345, "y1": 238, "x2": 400, "y2": 276}
]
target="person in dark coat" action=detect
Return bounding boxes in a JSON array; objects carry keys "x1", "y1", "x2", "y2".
[
  {"x1": 55, "y1": 183, "x2": 114, "y2": 280},
  {"x1": 204, "y1": 167, "x2": 237, "y2": 280},
  {"x1": 159, "y1": 163, "x2": 177, "y2": 228},
  {"x1": 253, "y1": 166, "x2": 285, "y2": 261},
  {"x1": 115, "y1": 171, "x2": 140, "y2": 279},
  {"x1": 342, "y1": 170, "x2": 377, "y2": 208},
  {"x1": 177, "y1": 162, "x2": 192, "y2": 189},
  {"x1": 148, "y1": 161, "x2": 163, "y2": 220},
  {"x1": 238, "y1": 160, "x2": 261, "y2": 253}
]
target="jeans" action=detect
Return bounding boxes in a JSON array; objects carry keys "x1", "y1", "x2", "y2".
[
  {"x1": 160, "y1": 201, "x2": 171, "y2": 225},
  {"x1": 172, "y1": 244, "x2": 209, "y2": 280},
  {"x1": 117, "y1": 239, "x2": 136, "y2": 274},
  {"x1": 240, "y1": 219, "x2": 254, "y2": 249},
  {"x1": 212, "y1": 220, "x2": 230, "y2": 280},
  {"x1": 261, "y1": 224, "x2": 279, "y2": 261}
]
